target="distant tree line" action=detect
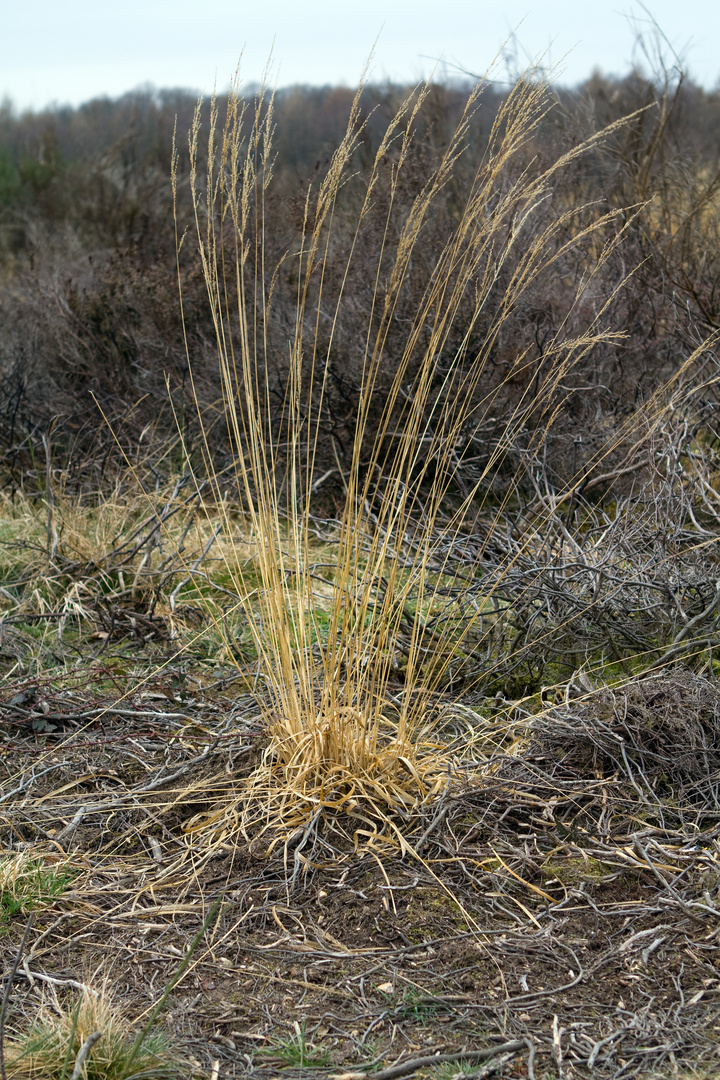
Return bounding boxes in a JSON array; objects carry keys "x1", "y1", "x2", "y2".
[{"x1": 0, "y1": 71, "x2": 719, "y2": 497}]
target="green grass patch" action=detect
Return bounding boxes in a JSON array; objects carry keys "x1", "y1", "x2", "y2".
[
  {"x1": 261, "y1": 1021, "x2": 329, "y2": 1068},
  {"x1": 0, "y1": 853, "x2": 75, "y2": 929}
]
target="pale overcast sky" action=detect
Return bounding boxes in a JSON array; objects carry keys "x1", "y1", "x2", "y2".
[{"x1": 2, "y1": 0, "x2": 719, "y2": 113}]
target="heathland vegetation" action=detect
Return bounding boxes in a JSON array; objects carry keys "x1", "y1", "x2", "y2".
[{"x1": 2, "y1": 53, "x2": 720, "y2": 1078}]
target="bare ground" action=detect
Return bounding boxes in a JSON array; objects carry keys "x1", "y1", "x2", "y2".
[{"x1": 2, "y1": 661, "x2": 720, "y2": 1080}]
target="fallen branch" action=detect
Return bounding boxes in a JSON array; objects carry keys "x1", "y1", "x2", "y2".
[{"x1": 333, "y1": 1041, "x2": 527, "y2": 1080}]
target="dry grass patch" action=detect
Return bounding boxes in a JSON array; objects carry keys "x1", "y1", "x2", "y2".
[{"x1": 1, "y1": 983, "x2": 182, "y2": 1080}]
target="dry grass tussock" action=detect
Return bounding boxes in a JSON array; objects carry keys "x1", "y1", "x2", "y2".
[
  {"x1": 0, "y1": 980, "x2": 179, "y2": 1079},
  {"x1": 173, "y1": 66, "x2": 715, "y2": 847}
]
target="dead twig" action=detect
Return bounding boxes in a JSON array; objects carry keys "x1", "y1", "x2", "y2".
[
  {"x1": 0, "y1": 913, "x2": 34, "y2": 1080},
  {"x1": 333, "y1": 1042, "x2": 527, "y2": 1080},
  {"x1": 69, "y1": 1031, "x2": 103, "y2": 1080}
]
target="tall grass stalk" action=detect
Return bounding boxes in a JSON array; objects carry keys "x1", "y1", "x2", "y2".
[{"x1": 176, "y1": 68, "x2": 645, "y2": 840}]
